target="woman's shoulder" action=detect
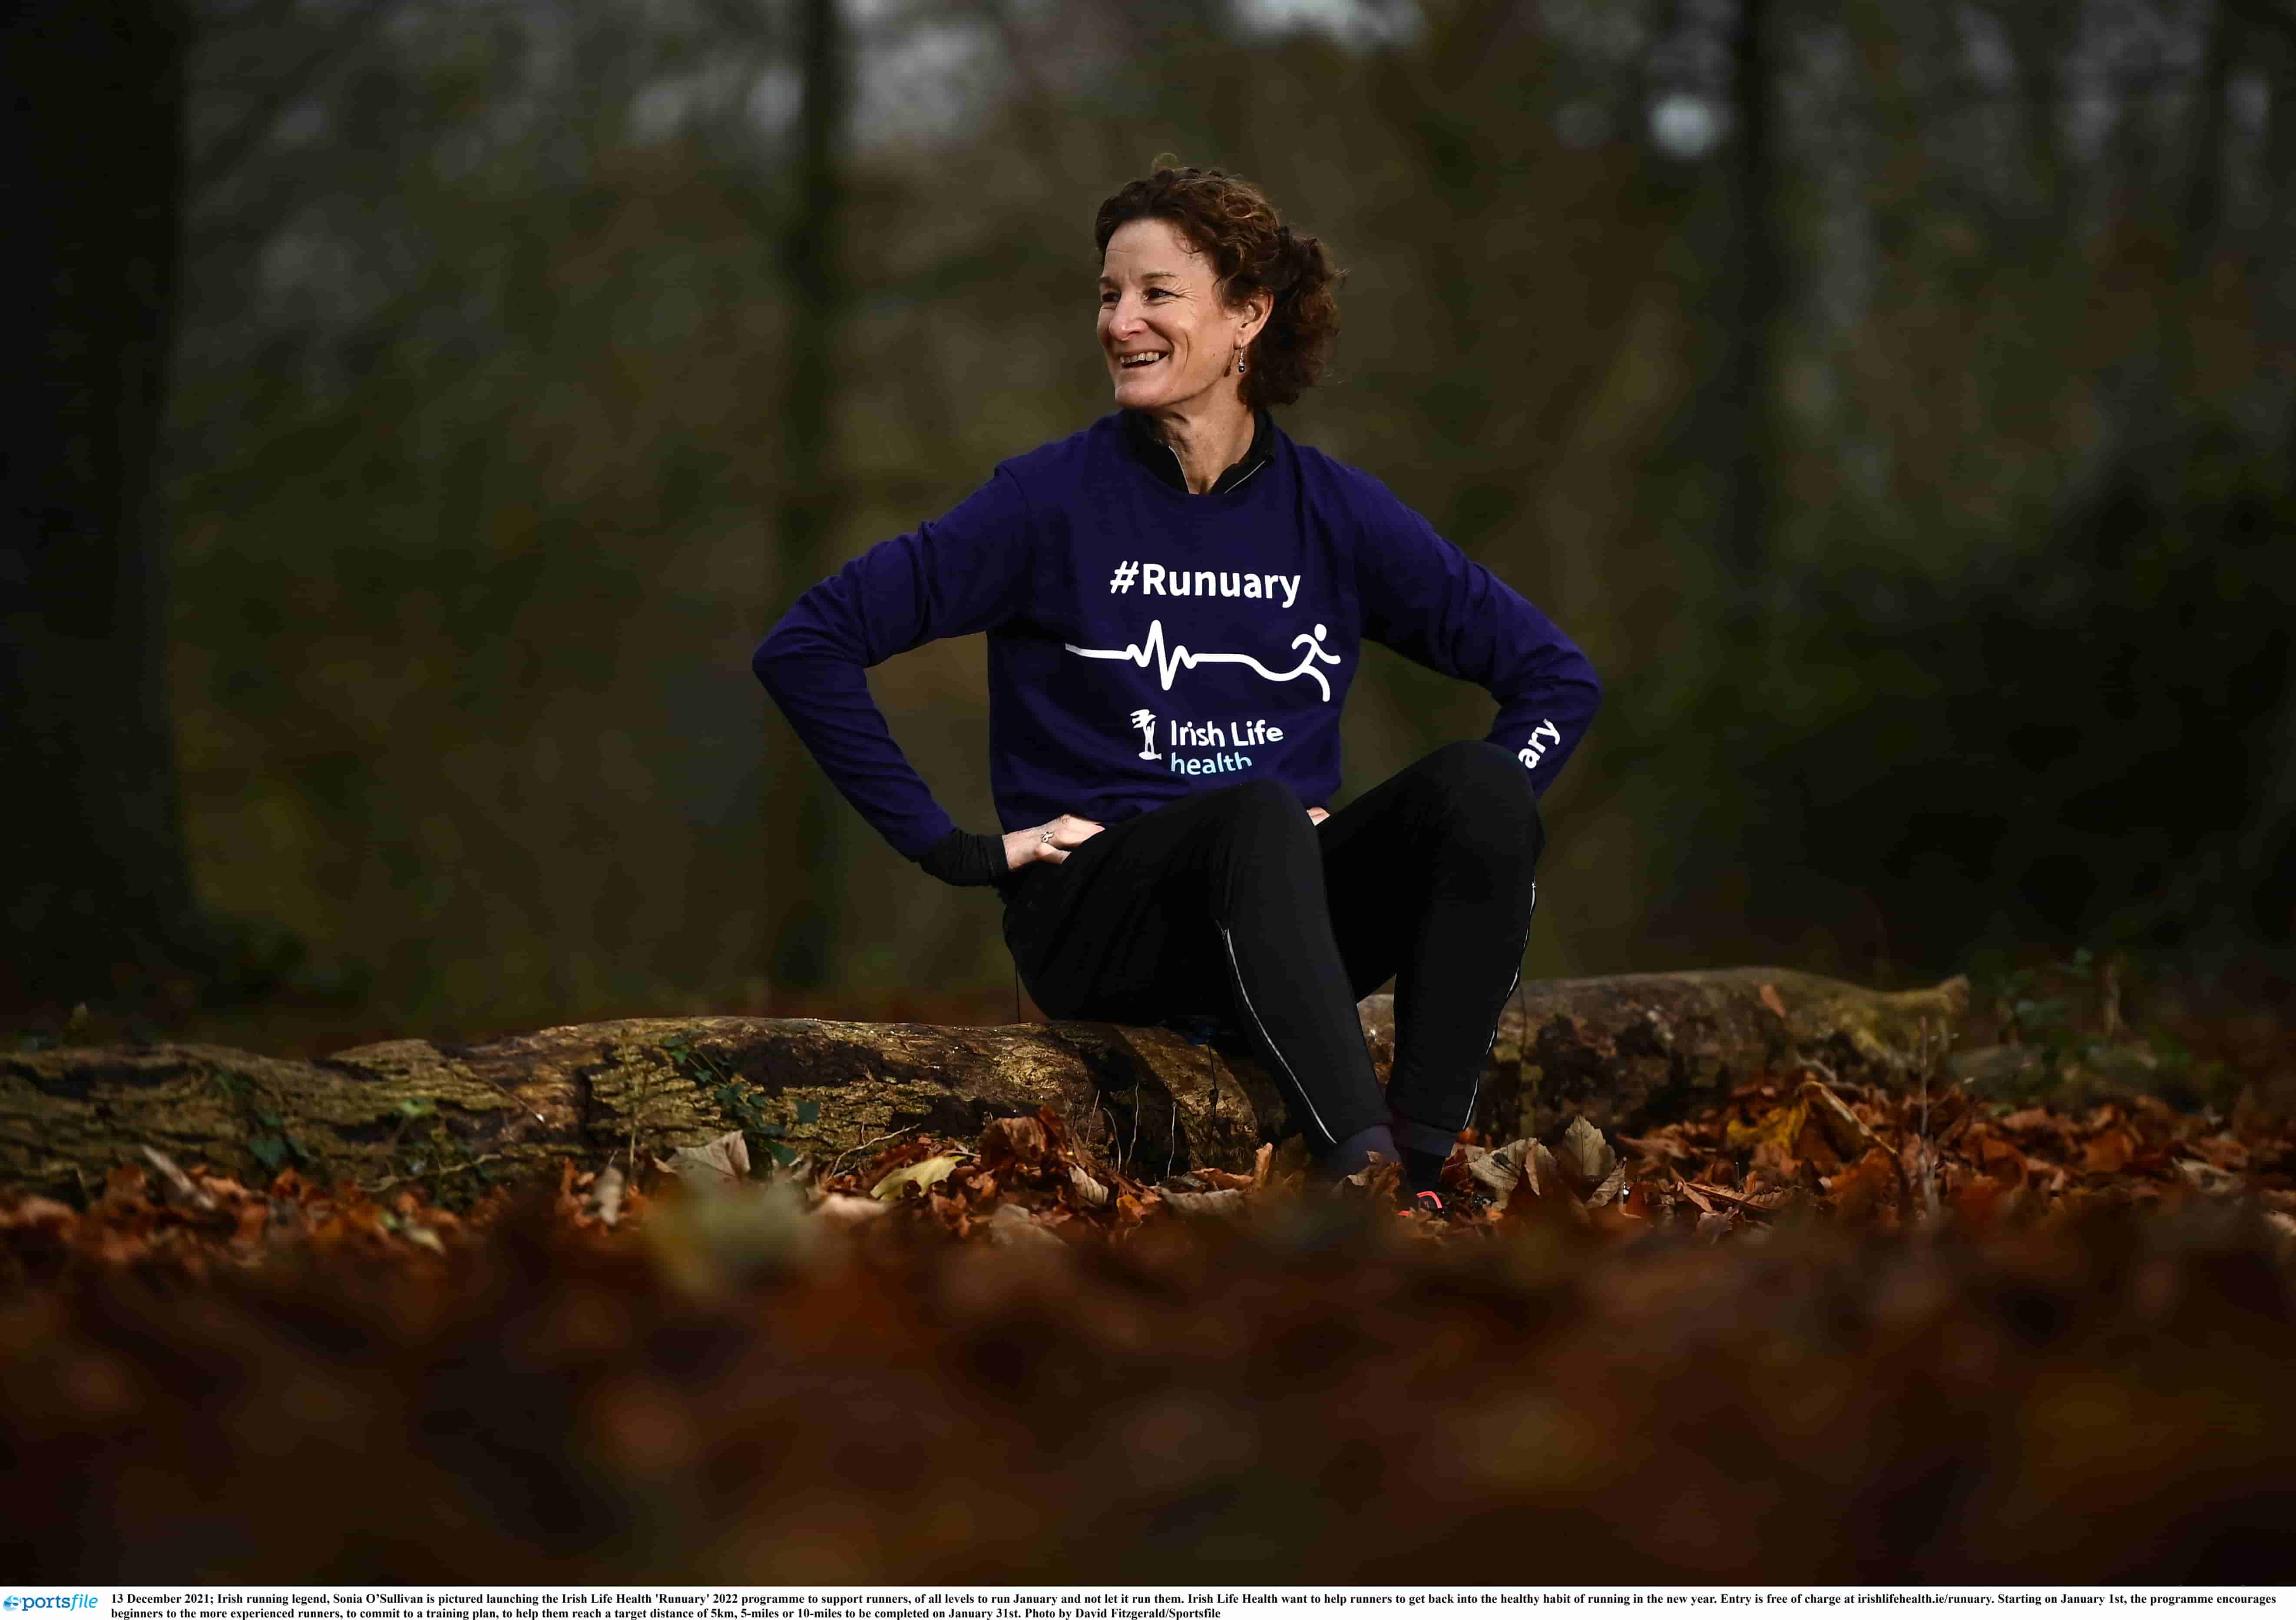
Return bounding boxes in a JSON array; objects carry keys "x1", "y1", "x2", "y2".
[
  {"x1": 991, "y1": 413, "x2": 1129, "y2": 486},
  {"x1": 1276, "y1": 431, "x2": 1415, "y2": 514}
]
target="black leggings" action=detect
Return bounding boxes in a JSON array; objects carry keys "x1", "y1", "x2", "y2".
[{"x1": 999, "y1": 740, "x2": 1543, "y2": 1157}]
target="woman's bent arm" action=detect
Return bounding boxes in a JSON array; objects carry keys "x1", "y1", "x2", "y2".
[
  {"x1": 751, "y1": 468, "x2": 1036, "y2": 874},
  {"x1": 1351, "y1": 472, "x2": 1603, "y2": 795}
]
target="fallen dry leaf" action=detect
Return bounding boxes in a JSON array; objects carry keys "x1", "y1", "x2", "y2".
[
  {"x1": 1797, "y1": 1079, "x2": 1883, "y2": 1160},
  {"x1": 1460, "y1": 1138, "x2": 1535, "y2": 1207},
  {"x1": 2265, "y1": 1211, "x2": 2296, "y2": 1258},
  {"x1": 1188, "y1": 1168, "x2": 1258, "y2": 1191},
  {"x1": 1068, "y1": 1164, "x2": 1111, "y2": 1207},
  {"x1": 659, "y1": 1130, "x2": 751, "y2": 1183},
  {"x1": 1161, "y1": 1186, "x2": 1247, "y2": 1218},
  {"x1": 1340, "y1": 1155, "x2": 1404, "y2": 1202},
  {"x1": 972, "y1": 1203, "x2": 1057, "y2": 1249},
  {"x1": 1667, "y1": 1170, "x2": 1717, "y2": 1216},
  {"x1": 813, "y1": 1192, "x2": 890, "y2": 1226},
  {"x1": 0, "y1": 1196, "x2": 80, "y2": 1234},
  {"x1": 590, "y1": 1165, "x2": 626, "y2": 1227},
  {"x1": 2173, "y1": 1159, "x2": 2240, "y2": 1196},
  {"x1": 979, "y1": 1114, "x2": 1048, "y2": 1169},
  {"x1": 1830, "y1": 1147, "x2": 1907, "y2": 1226},
  {"x1": 870, "y1": 1153, "x2": 966, "y2": 1202},
  {"x1": 139, "y1": 1146, "x2": 215, "y2": 1211},
  {"x1": 1726, "y1": 1094, "x2": 1808, "y2": 1157},
  {"x1": 1558, "y1": 1116, "x2": 1617, "y2": 1187}
]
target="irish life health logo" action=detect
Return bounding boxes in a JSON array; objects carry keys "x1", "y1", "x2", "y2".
[{"x1": 1119, "y1": 707, "x2": 1291, "y2": 780}]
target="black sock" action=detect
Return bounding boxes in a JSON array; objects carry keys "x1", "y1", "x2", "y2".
[
  {"x1": 1322, "y1": 1122, "x2": 1399, "y2": 1179},
  {"x1": 1401, "y1": 1146, "x2": 1449, "y2": 1196}
]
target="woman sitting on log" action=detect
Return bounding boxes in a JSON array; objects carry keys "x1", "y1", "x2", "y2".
[{"x1": 754, "y1": 162, "x2": 1601, "y2": 1209}]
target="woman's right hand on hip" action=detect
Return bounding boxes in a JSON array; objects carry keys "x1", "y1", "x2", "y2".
[{"x1": 1005, "y1": 815, "x2": 1104, "y2": 869}]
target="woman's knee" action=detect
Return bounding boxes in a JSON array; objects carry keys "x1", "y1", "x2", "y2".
[
  {"x1": 1224, "y1": 775, "x2": 1308, "y2": 824},
  {"x1": 1414, "y1": 741, "x2": 1544, "y2": 852},
  {"x1": 1421, "y1": 739, "x2": 1537, "y2": 806},
  {"x1": 1210, "y1": 778, "x2": 1319, "y2": 873}
]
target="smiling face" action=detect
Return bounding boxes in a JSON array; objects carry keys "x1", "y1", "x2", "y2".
[{"x1": 1098, "y1": 216, "x2": 1269, "y2": 414}]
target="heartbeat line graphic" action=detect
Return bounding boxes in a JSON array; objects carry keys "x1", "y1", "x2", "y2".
[{"x1": 1065, "y1": 619, "x2": 1343, "y2": 701}]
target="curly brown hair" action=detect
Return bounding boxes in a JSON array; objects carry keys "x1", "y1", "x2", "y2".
[{"x1": 1094, "y1": 162, "x2": 1343, "y2": 410}]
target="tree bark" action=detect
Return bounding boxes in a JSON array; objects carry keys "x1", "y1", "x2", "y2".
[
  {"x1": 1451, "y1": 965, "x2": 1967, "y2": 1141},
  {"x1": 0, "y1": 0, "x2": 196, "y2": 1008},
  {"x1": 0, "y1": 968, "x2": 1966, "y2": 1203},
  {"x1": 764, "y1": 0, "x2": 855, "y2": 994},
  {"x1": 1714, "y1": 0, "x2": 1787, "y2": 596}
]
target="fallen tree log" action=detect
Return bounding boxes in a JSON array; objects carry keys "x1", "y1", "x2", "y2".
[
  {"x1": 1445, "y1": 965, "x2": 1968, "y2": 1141},
  {"x1": 0, "y1": 967, "x2": 1965, "y2": 1202}
]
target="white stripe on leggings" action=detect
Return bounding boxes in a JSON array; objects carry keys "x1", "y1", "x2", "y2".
[
  {"x1": 1462, "y1": 878, "x2": 1537, "y2": 1127},
  {"x1": 1218, "y1": 920, "x2": 1337, "y2": 1149}
]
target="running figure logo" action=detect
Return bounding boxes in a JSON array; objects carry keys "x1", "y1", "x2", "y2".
[
  {"x1": 1130, "y1": 708, "x2": 1160, "y2": 760},
  {"x1": 1067, "y1": 620, "x2": 1344, "y2": 701}
]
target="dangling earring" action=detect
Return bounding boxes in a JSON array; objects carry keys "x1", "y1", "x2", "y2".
[{"x1": 1235, "y1": 351, "x2": 1247, "y2": 374}]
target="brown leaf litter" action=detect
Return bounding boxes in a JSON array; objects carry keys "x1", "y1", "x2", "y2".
[{"x1": 0, "y1": 1081, "x2": 2292, "y2": 1581}]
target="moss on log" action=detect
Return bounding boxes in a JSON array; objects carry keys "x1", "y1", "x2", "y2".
[{"x1": 1, "y1": 968, "x2": 1964, "y2": 1203}]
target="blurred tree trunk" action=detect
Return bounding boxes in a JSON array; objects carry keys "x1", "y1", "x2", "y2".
[
  {"x1": 1366, "y1": 0, "x2": 1531, "y2": 547},
  {"x1": 2164, "y1": 0, "x2": 2235, "y2": 423},
  {"x1": 1714, "y1": 0, "x2": 1787, "y2": 599},
  {"x1": 0, "y1": 0, "x2": 196, "y2": 1009},
  {"x1": 2261, "y1": 0, "x2": 2296, "y2": 472},
  {"x1": 2091, "y1": 0, "x2": 2233, "y2": 483},
  {"x1": 2228, "y1": 0, "x2": 2296, "y2": 940},
  {"x1": 767, "y1": 0, "x2": 854, "y2": 994}
]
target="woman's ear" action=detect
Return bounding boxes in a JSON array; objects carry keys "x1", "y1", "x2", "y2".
[{"x1": 1236, "y1": 289, "x2": 1273, "y2": 347}]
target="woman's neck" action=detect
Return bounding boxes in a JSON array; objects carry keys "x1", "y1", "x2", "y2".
[{"x1": 1142, "y1": 392, "x2": 1255, "y2": 494}]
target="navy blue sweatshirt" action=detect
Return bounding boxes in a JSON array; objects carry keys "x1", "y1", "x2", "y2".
[{"x1": 752, "y1": 411, "x2": 1602, "y2": 884}]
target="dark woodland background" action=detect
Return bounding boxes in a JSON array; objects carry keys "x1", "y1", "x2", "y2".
[{"x1": 8, "y1": 0, "x2": 2294, "y2": 1046}]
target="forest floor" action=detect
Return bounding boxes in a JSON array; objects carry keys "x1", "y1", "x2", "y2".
[{"x1": 6, "y1": 970, "x2": 2295, "y2": 1583}]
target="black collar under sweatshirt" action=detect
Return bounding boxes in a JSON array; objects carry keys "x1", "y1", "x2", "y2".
[{"x1": 1121, "y1": 406, "x2": 1275, "y2": 495}]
